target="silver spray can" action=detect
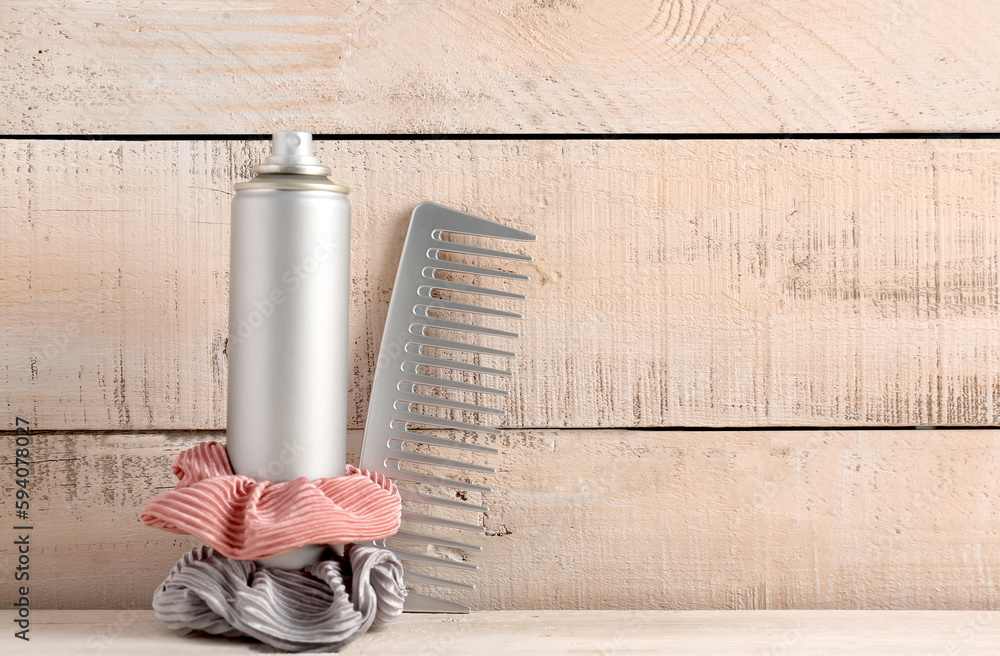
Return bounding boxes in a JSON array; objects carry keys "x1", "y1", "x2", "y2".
[{"x1": 227, "y1": 132, "x2": 350, "y2": 569}]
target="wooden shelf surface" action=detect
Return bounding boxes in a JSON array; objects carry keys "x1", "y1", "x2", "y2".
[{"x1": 4, "y1": 610, "x2": 1000, "y2": 654}]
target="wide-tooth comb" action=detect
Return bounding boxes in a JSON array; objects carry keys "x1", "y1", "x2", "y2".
[{"x1": 359, "y1": 202, "x2": 536, "y2": 613}]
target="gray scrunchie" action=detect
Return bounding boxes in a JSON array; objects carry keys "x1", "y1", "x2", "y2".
[{"x1": 152, "y1": 543, "x2": 406, "y2": 652}]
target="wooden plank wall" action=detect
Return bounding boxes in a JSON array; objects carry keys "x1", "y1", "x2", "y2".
[
  {"x1": 8, "y1": 429, "x2": 1000, "y2": 611},
  {"x1": 5, "y1": 140, "x2": 999, "y2": 431},
  {"x1": 3, "y1": 1, "x2": 1000, "y2": 133},
  {"x1": 2, "y1": 0, "x2": 1000, "y2": 612}
]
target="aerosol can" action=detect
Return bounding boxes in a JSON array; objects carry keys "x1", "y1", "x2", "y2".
[{"x1": 226, "y1": 132, "x2": 350, "y2": 569}]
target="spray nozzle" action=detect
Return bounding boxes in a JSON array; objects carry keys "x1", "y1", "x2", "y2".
[{"x1": 253, "y1": 131, "x2": 331, "y2": 176}]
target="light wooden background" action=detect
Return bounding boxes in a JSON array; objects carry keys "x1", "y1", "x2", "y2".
[
  {"x1": 4, "y1": 0, "x2": 1000, "y2": 133},
  {"x1": 2, "y1": 1, "x2": 1000, "y2": 611}
]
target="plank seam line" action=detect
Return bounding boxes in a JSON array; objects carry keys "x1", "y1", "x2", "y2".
[
  {"x1": 2, "y1": 426, "x2": 996, "y2": 438},
  {"x1": 2, "y1": 133, "x2": 1000, "y2": 142}
]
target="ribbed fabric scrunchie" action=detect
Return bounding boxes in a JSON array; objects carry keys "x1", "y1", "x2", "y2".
[
  {"x1": 140, "y1": 441, "x2": 401, "y2": 559},
  {"x1": 140, "y1": 441, "x2": 408, "y2": 652},
  {"x1": 153, "y1": 543, "x2": 405, "y2": 653}
]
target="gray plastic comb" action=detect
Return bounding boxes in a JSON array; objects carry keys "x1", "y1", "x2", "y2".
[{"x1": 359, "y1": 202, "x2": 535, "y2": 613}]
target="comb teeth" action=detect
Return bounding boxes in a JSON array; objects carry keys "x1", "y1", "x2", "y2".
[
  {"x1": 393, "y1": 391, "x2": 505, "y2": 416},
  {"x1": 424, "y1": 261, "x2": 530, "y2": 281},
  {"x1": 412, "y1": 315, "x2": 520, "y2": 339},
  {"x1": 419, "y1": 277, "x2": 527, "y2": 300},
  {"x1": 415, "y1": 296, "x2": 523, "y2": 319},
  {"x1": 382, "y1": 459, "x2": 492, "y2": 494},
  {"x1": 411, "y1": 334, "x2": 516, "y2": 358},
  {"x1": 378, "y1": 542, "x2": 478, "y2": 570},
  {"x1": 391, "y1": 411, "x2": 504, "y2": 435},
  {"x1": 388, "y1": 428, "x2": 500, "y2": 455},
  {"x1": 385, "y1": 444, "x2": 497, "y2": 474},
  {"x1": 399, "y1": 490, "x2": 489, "y2": 513},
  {"x1": 401, "y1": 510, "x2": 485, "y2": 533},
  {"x1": 400, "y1": 371, "x2": 508, "y2": 397},
  {"x1": 429, "y1": 236, "x2": 534, "y2": 263},
  {"x1": 389, "y1": 530, "x2": 483, "y2": 552},
  {"x1": 360, "y1": 202, "x2": 535, "y2": 613},
  {"x1": 404, "y1": 571, "x2": 476, "y2": 590},
  {"x1": 405, "y1": 351, "x2": 513, "y2": 378}
]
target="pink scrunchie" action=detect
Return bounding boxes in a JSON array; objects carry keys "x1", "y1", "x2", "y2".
[{"x1": 140, "y1": 441, "x2": 401, "y2": 561}]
